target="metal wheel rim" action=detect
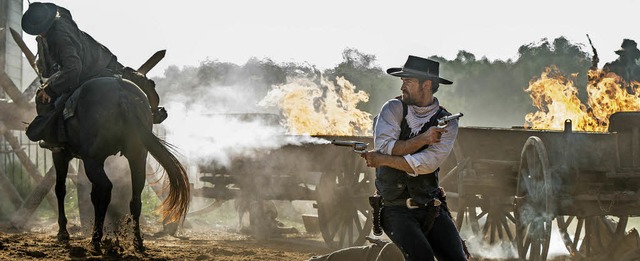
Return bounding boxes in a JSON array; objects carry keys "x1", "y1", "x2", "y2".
[{"x1": 515, "y1": 136, "x2": 552, "y2": 261}]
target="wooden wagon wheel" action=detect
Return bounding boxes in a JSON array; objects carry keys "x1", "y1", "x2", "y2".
[
  {"x1": 515, "y1": 136, "x2": 553, "y2": 261},
  {"x1": 454, "y1": 158, "x2": 516, "y2": 246},
  {"x1": 316, "y1": 154, "x2": 374, "y2": 249},
  {"x1": 557, "y1": 215, "x2": 629, "y2": 260},
  {"x1": 465, "y1": 195, "x2": 517, "y2": 245}
]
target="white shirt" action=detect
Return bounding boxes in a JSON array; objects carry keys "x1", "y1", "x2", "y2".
[{"x1": 373, "y1": 98, "x2": 458, "y2": 175}]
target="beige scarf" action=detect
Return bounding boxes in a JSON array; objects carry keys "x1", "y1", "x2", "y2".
[{"x1": 405, "y1": 98, "x2": 440, "y2": 137}]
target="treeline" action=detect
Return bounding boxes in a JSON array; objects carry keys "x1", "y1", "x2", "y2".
[{"x1": 153, "y1": 36, "x2": 594, "y2": 128}]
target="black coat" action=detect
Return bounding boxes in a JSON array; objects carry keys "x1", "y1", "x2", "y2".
[{"x1": 38, "y1": 15, "x2": 118, "y2": 98}]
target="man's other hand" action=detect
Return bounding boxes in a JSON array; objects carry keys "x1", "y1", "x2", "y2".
[
  {"x1": 37, "y1": 89, "x2": 52, "y2": 104},
  {"x1": 423, "y1": 127, "x2": 447, "y2": 144}
]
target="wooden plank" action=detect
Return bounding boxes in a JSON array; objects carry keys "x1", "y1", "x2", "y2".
[
  {"x1": 9, "y1": 166, "x2": 56, "y2": 229},
  {"x1": 0, "y1": 168, "x2": 24, "y2": 209},
  {"x1": 0, "y1": 71, "x2": 28, "y2": 107},
  {"x1": 2, "y1": 130, "x2": 58, "y2": 209}
]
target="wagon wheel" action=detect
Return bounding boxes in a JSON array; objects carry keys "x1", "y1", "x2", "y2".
[
  {"x1": 455, "y1": 162, "x2": 516, "y2": 246},
  {"x1": 465, "y1": 196, "x2": 517, "y2": 245},
  {"x1": 515, "y1": 136, "x2": 553, "y2": 261},
  {"x1": 557, "y1": 215, "x2": 629, "y2": 260},
  {"x1": 316, "y1": 154, "x2": 374, "y2": 249}
]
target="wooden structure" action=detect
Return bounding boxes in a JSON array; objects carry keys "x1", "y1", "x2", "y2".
[
  {"x1": 440, "y1": 114, "x2": 640, "y2": 260},
  {"x1": 0, "y1": 0, "x2": 64, "y2": 228},
  {"x1": 194, "y1": 133, "x2": 375, "y2": 250}
]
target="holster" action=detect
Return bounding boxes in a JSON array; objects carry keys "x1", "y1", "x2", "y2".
[
  {"x1": 421, "y1": 187, "x2": 447, "y2": 234},
  {"x1": 369, "y1": 194, "x2": 383, "y2": 236}
]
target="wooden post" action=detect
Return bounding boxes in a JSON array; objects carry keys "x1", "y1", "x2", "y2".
[{"x1": 9, "y1": 166, "x2": 56, "y2": 229}]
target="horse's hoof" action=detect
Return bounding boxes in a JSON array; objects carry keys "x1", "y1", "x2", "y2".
[
  {"x1": 57, "y1": 231, "x2": 70, "y2": 242},
  {"x1": 135, "y1": 244, "x2": 146, "y2": 253},
  {"x1": 134, "y1": 238, "x2": 145, "y2": 253},
  {"x1": 90, "y1": 241, "x2": 102, "y2": 255}
]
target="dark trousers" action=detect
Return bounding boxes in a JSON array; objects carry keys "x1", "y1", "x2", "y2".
[{"x1": 382, "y1": 205, "x2": 467, "y2": 261}]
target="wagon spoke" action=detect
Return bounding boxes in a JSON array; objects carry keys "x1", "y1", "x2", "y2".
[
  {"x1": 477, "y1": 210, "x2": 487, "y2": 219},
  {"x1": 573, "y1": 217, "x2": 583, "y2": 251},
  {"x1": 500, "y1": 216, "x2": 514, "y2": 241}
]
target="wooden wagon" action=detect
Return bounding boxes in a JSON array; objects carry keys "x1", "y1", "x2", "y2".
[
  {"x1": 440, "y1": 111, "x2": 640, "y2": 260},
  {"x1": 192, "y1": 133, "x2": 375, "y2": 250}
]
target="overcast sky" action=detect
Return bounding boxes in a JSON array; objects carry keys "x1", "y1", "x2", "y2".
[{"x1": 21, "y1": 0, "x2": 640, "y2": 77}]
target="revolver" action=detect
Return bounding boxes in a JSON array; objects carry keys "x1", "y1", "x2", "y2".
[
  {"x1": 331, "y1": 140, "x2": 368, "y2": 153},
  {"x1": 437, "y1": 112, "x2": 464, "y2": 129}
]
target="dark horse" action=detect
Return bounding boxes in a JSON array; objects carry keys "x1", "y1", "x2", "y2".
[{"x1": 51, "y1": 77, "x2": 190, "y2": 252}]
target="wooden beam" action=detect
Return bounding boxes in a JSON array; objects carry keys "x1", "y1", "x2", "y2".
[
  {"x1": 9, "y1": 166, "x2": 56, "y2": 229},
  {"x1": 0, "y1": 168, "x2": 24, "y2": 209},
  {"x1": 0, "y1": 71, "x2": 28, "y2": 108},
  {"x1": 1, "y1": 126, "x2": 58, "y2": 210}
]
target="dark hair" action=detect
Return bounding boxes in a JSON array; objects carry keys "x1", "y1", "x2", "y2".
[{"x1": 418, "y1": 78, "x2": 439, "y2": 94}]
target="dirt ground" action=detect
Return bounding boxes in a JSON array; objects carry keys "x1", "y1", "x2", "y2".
[
  {"x1": 0, "y1": 224, "x2": 569, "y2": 261},
  {"x1": 0, "y1": 225, "x2": 328, "y2": 261}
]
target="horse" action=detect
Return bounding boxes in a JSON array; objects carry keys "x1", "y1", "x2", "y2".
[{"x1": 50, "y1": 76, "x2": 190, "y2": 252}]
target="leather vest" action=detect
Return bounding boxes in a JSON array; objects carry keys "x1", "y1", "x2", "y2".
[{"x1": 375, "y1": 100, "x2": 450, "y2": 204}]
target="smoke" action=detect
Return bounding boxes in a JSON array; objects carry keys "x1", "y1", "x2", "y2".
[{"x1": 161, "y1": 85, "x2": 329, "y2": 168}]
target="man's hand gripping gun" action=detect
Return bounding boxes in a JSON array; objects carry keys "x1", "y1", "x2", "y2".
[
  {"x1": 331, "y1": 140, "x2": 368, "y2": 153},
  {"x1": 437, "y1": 112, "x2": 464, "y2": 129}
]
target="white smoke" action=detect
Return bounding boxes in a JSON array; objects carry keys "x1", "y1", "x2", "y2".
[{"x1": 161, "y1": 84, "x2": 329, "y2": 169}]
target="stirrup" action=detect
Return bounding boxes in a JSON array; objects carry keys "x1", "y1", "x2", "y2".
[{"x1": 152, "y1": 107, "x2": 168, "y2": 124}]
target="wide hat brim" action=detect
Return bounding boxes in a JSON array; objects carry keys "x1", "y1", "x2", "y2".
[
  {"x1": 22, "y1": 3, "x2": 57, "y2": 36},
  {"x1": 387, "y1": 67, "x2": 453, "y2": 85}
]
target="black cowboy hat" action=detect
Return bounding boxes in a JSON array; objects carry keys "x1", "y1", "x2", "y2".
[
  {"x1": 21, "y1": 2, "x2": 57, "y2": 36},
  {"x1": 614, "y1": 39, "x2": 639, "y2": 55},
  {"x1": 387, "y1": 55, "x2": 453, "y2": 85}
]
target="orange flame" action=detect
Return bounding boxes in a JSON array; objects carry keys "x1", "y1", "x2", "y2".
[
  {"x1": 259, "y1": 76, "x2": 373, "y2": 136},
  {"x1": 525, "y1": 66, "x2": 640, "y2": 132}
]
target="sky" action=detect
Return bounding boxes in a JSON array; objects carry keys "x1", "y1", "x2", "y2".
[{"x1": 21, "y1": 0, "x2": 640, "y2": 78}]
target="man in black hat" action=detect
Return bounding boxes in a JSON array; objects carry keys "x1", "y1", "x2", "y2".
[
  {"x1": 603, "y1": 39, "x2": 640, "y2": 90},
  {"x1": 21, "y1": 2, "x2": 167, "y2": 149},
  {"x1": 361, "y1": 55, "x2": 468, "y2": 260}
]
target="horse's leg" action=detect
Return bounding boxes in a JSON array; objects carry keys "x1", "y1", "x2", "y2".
[
  {"x1": 53, "y1": 150, "x2": 72, "y2": 242},
  {"x1": 126, "y1": 149, "x2": 147, "y2": 251},
  {"x1": 83, "y1": 158, "x2": 112, "y2": 252}
]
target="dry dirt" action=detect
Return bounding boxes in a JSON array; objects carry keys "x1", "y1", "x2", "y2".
[
  {"x1": 0, "y1": 226, "x2": 328, "y2": 261},
  {"x1": 0, "y1": 224, "x2": 569, "y2": 261}
]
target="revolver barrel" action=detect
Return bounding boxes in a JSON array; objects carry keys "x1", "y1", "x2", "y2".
[
  {"x1": 331, "y1": 140, "x2": 368, "y2": 153},
  {"x1": 437, "y1": 112, "x2": 464, "y2": 128}
]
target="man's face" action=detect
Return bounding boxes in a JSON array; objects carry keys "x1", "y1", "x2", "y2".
[{"x1": 400, "y1": 77, "x2": 424, "y2": 105}]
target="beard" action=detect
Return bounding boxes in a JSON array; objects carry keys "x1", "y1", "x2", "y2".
[{"x1": 401, "y1": 91, "x2": 417, "y2": 105}]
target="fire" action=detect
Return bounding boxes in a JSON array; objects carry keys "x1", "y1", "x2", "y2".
[
  {"x1": 525, "y1": 66, "x2": 640, "y2": 132},
  {"x1": 259, "y1": 76, "x2": 373, "y2": 136}
]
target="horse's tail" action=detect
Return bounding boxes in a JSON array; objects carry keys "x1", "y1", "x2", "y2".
[{"x1": 121, "y1": 89, "x2": 190, "y2": 223}]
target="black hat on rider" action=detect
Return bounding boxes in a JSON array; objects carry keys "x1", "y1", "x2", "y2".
[
  {"x1": 21, "y1": 2, "x2": 58, "y2": 36},
  {"x1": 386, "y1": 55, "x2": 453, "y2": 85},
  {"x1": 614, "y1": 39, "x2": 640, "y2": 59}
]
